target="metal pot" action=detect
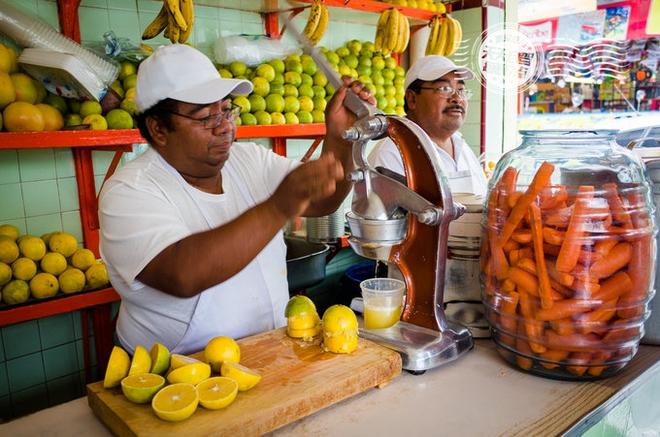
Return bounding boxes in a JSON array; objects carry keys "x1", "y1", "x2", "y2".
[{"x1": 285, "y1": 237, "x2": 330, "y2": 293}]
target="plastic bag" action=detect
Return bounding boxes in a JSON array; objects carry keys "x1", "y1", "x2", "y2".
[
  {"x1": 213, "y1": 35, "x2": 299, "y2": 66},
  {"x1": 86, "y1": 31, "x2": 152, "y2": 64}
]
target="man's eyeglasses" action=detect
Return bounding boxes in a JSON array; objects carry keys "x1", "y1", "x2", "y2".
[
  {"x1": 168, "y1": 103, "x2": 241, "y2": 129},
  {"x1": 419, "y1": 85, "x2": 473, "y2": 100}
]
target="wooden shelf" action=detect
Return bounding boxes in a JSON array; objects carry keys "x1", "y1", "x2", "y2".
[
  {"x1": 0, "y1": 287, "x2": 120, "y2": 328},
  {"x1": 0, "y1": 124, "x2": 326, "y2": 150}
]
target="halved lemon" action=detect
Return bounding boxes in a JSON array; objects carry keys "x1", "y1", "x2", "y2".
[
  {"x1": 322, "y1": 332, "x2": 358, "y2": 354},
  {"x1": 151, "y1": 383, "x2": 198, "y2": 422},
  {"x1": 103, "y1": 346, "x2": 130, "y2": 388},
  {"x1": 128, "y1": 345, "x2": 152, "y2": 376},
  {"x1": 121, "y1": 373, "x2": 165, "y2": 404},
  {"x1": 204, "y1": 336, "x2": 240, "y2": 373},
  {"x1": 196, "y1": 377, "x2": 238, "y2": 410},
  {"x1": 287, "y1": 324, "x2": 321, "y2": 340},
  {"x1": 220, "y1": 361, "x2": 261, "y2": 391},
  {"x1": 149, "y1": 342, "x2": 170, "y2": 375},
  {"x1": 169, "y1": 353, "x2": 203, "y2": 370},
  {"x1": 167, "y1": 362, "x2": 211, "y2": 385}
]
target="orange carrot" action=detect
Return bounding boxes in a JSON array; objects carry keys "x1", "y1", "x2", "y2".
[
  {"x1": 500, "y1": 161, "x2": 555, "y2": 245},
  {"x1": 508, "y1": 267, "x2": 539, "y2": 296},
  {"x1": 550, "y1": 318, "x2": 576, "y2": 336},
  {"x1": 519, "y1": 289, "x2": 546, "y2": 353},
  {"x1": 515, "y1": 323, "x2": 534, "y2": 370},
  {"x1": 502, "y1": 239, "x2": 520, "y2": 253},
  {"x1": 539, "y1": 349, "x2": 570, "y2": 369},
  {"x1": 566, "y1": 352, "x2": 592, "y2": 376},
  {"x1": 501, "y1": 278, "x2": 516, "y2": 292},
  {"x1": 512, "y1": 229, "x2": 533, "y2": 244},
  {"x1": 540, "y1": 185, "x2": 568, "y2": 210},
  {"x1": 508, "y1": 248, "x2": 533, "y2": 265},
  {"x1": 487, "y1": 189, "x2": 510, "y2": 281},
  {"x1": 529, "y1": 203, "x2": 553, "y2": 309},
  {"x1": 544, "y1": 243, "x2": 601, "y2": 266},
  {"x1": 594, "y1": 238, "x2": 619, "y2": 258},
  {"x1": 545, "y1": 331, "x2": 602, "y2": 353},
  {"x1": 545, "y1": 205, "x2": 572, "y2": 228},
  {"x1": 567, "y1": 278, "x2": 601, "y2": 297},
  {"x1": 546, "y1": 259, "x2": 575, "y2": 287},
  {"x1": 601, "y1": 319, "x2": 640, "y2": 345},
  {"x1": 507, "y1": 191, "x2": 523, "y2": 209},
  {"x1": 576, "y1": 298, "x2": 618, "y2": 335},
  {"x1": 587, "y1": 351, "x2": 613, "y2": 377},
  {"x1": 516, "y1": 257, "x2": 537, "y2": 276},
  {"x1": 556, "y1": 186, "x2": 594, "y2": 273},
  {"x1": 549, "y1": 278, "x2": 573, "y2": 298},
  {"x1": 592, "y1": 271, "x2": 633, "y2": 302},
  {"x1": 535, "y1": 298, "x2": 595, "y2": 321},
  {"x1": 497, "y1": 166, "x2": 519, "y2": 214},
  {"x1": 543, "y1": 227, "x2": 565, "y2": 245},
  {"x1": 499, "y1": 291, "x2": 520, "y2": 348},
  {"x1": 589, "y1": 242, "x2": 632, "y2": 279},
  {"x1": 603, "y1": 183, "x2": 633, "y2": 229}
]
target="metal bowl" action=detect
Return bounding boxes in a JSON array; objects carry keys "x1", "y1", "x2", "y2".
[{"x1": 345, "y1": 211, "x2": 407, "y2": 242}]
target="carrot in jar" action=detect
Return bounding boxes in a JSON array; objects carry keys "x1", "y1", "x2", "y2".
[
  {"x1": 515, "y1": 320, "x2": 534, "y2": 370},
  {"x1": 508, "y1": 267, "x2": 539, "y2": 296},
  {"x1": 546, "y1": 331, "x2": 602, "y2": 353},
  {"x1": 603, "y1": 183, "x2": 633, "y2": 229},
  {"x1": 589, "y1": 242, "x2": 632, "y2": 279},
  {"x1": 497, "y1": 166, "x2": 519, "y2": 213},
  {"x1": 546, "y1": 259, "x2": 575, "y2": 287},
  {"x1": 518, "y1": 289, "x2": 546, "y2": 353},
  {"x1": 556, "y1": 186, "x2": 595, "y2": 273},
  {"x1": 592, "y1": 271, "x2": 633, "y2": 302},
  {"x1": 594, "y1": 238, "x2": 619, "y2": 258},
  {"x1": 502, "y1": 239, "x2": 520, "y2": 253},
  {"x1": 500, "y1": 161, "x2": 555, "y2": 245},
  {"x1": 576, "y1": 298, "x2": 618, "y2": 335},
  {"x1": 566, "y1": 351, "x2": 592, "y2": 376},
  {"x1": 550, "y1": 318, "x2": 576, "y2": 336},
  {"x1": 507, "y1": 191, "x2": 523, "y2": 209},
  {"x1": 545, "y1": 205, "x2": 572, "y2": 228},
  {"x1": 499, "y1": 291, "x2": 520, "y2": 348},
  {"x1": 512, "y1": 229, "x2": 533, "y2": 244},
  {"x1": 529, "y1": 203, "x2": 554, "y2": 309},
  {"x1": 539, "y1": 349, "x2": 570, "y2": 369},
  {"x1": 540, "y1": 185, "x2": 568, "y2": 210},
  {"x1": 543, "y1": 227, "x2": 565, "y2": 245},
  {"x1": 535, "y1": 298, "x2": 595, "y2": 321},
  {"x1": 515, "y1": 257, "x2": 537, "y2": 275},
  {"x1": 587, "y1": 351, "x2": 613, "y2": 377}
]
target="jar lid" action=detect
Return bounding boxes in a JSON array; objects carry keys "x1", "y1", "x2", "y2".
[{"x1": 519, "y1": 129, "x2": 618, "y2": 139}]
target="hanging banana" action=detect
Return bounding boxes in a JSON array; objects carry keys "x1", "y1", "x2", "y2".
[
  {"x1": 142, "y1": 0, "x2": 195, "y2": 43},
  {"x1": 303, "y1": 0, "x2": 329, "y2": 45},
  {"x1": 374, "y1": 9, "x2": 391, "y2": 52},
  {"x1": 425, "y1": 16, "x2": 440, "y2": 56}
]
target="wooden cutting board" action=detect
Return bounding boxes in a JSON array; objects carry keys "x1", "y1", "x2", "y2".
[{"x1": 87, "y1": 328, "x2": 402, "y2": 436}]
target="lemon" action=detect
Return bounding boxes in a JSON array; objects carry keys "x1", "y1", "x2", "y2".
[
  {"x1": 79, "y1": 100, "x2": 102, "y2": 118},
  {"x1": 285, "y1": 295, "x2": 317, "y2": 318},
  {"x1": 58, "y1": 268, "x2": 85, "y2": 294},
  {"x1": 18, "y1": 236, "x2": 46, "y2": 261},
  {"x1": 151, "y1": 383, "x2": 198, "y2": 422},
  {"x1": 287, "y1": 324, "x2": 321, "y2": 340},
  {"x1": 170, "y1": 353, "x2": 203, "y2": 370},
  {"x1": 11, "y1": 257, "x2": 37, "y2": 281},
  {"x1": 103, "y1": 346, "x2": 130, "y2": 388},
  {"x1": 70, "y1": 248, "x2": 95, "y2": 271},
  {"x1": 2, "y1": 279, "x2": 29, "y2": 304},
  {"x1": 85, "y1": 262, "x2": 109, "y2": 289},
  {"x1": 204, "y1": 336, "x2": 240, "y2": 373},
  {"x1": 121, "y1": 373, "x2": 165, "y2": 404},
  {"x1": 0, "y1": 224, "x2": 19, "y2": 241},
  {"x1": 322, "y1": 304, "x2": 358, "y2": 334},
  {"x1": 118, "y1": 61, "x2": 137, "y2": 81},
  {"x1": 128, "y1": 345, "x2": 151, "y2": 376},
  {"x1": 322, "y1": 332, "x2": 358, "y2": 354},
  {"x1": 0, "y1": 236, "x2": 19, "y2": 264},
  {"x1": 220, "y1": 361, "x2": 261, "y2": 391},
  {"x1": 150, "y1": 342, "x2": 171, "y2": 375},
  {"x1": 167, "y1": 362, "x2": 211, "y2": 385},
  {"x1": 0, "y1": 262, "x2": 11, "y2": 286},
  {"x1": 48, "y1": 232, "x2": 78, "y2": 257},
  {"x1": 196, "y1": 377, "x2": 238, "y2": 410},
  {"x1": 30, "y1": 272, "x2": 59, "y2": 299},
  {"x1": 40, "y1": 252, "x2": 67, "y2": 275}
]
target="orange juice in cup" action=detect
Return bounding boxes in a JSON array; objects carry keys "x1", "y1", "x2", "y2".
[{"x1": 360, "y1": 278, "x2": 405, "y2": 330}]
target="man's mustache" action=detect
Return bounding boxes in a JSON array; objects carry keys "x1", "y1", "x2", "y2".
[{"x1": 444, "y1": 104, "x2": 465, "y2": 113}]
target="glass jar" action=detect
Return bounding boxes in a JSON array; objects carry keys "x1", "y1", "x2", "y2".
[{"x1": 481, "y1": 130, "x2": 657, "y2": 380}]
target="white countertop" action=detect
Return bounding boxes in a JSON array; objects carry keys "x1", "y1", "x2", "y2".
[{"x1": 2, "y1": 340, "x2": 658, "y2": 437}]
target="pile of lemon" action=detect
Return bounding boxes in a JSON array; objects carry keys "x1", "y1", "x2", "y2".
[
  {"x1": 285, "y1": 295, "x2": 359, "y2": 354},
  {"x1": 104, "y1": 336, "x2": 261, "y2": 422},
  {"x1": 0, "y1": 224, "x2": 109, "y2": 305}
]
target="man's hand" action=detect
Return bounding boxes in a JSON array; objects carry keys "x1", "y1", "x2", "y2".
[
  {"x1": 325, "y1": 76, "x2": 377, "y2": 142},
  {"x1": 270, "y1": 152, "x2": 344, "y2": 219}
]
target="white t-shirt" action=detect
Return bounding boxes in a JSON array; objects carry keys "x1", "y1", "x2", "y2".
[
  {"x1": 99, "y1": 143, "x2": 298, "y2": 354},
  {"x1": 368, "y1": 132, "x2": 488, "y2": 197}
]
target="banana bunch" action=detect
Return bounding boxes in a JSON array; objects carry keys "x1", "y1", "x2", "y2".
[
  {"x1": 142, "y1": 0, "x2": 195, "y2": 44},
  {"x1": 303, "y1": 0, "x2": 329, "y2": 45},
  {"x1": 374, "y1": 8, "x2": 410, "y2": 55},
  {"x1": 425, "y1": 15, "x2": 462, "y2": 57}
]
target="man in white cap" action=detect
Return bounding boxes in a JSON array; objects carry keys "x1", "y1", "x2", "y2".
[
  {"x1": 368, "y1": 55, "x2": 488, "y2": 337},
  {"x1": 99, "y1": 44, "x2": 374, "y2": 354},
  {"x1": 369, "y1": 55, "x2": 487, "y2": 196}
]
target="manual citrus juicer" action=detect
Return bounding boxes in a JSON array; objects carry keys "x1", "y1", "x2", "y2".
[{"x1": 284, "y1": 14, "x2": 473, "y2": 372}]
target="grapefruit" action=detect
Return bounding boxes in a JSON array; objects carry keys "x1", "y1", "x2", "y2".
[{"x1": 3, "y1": 101, "x2": 45, "y2": 132}]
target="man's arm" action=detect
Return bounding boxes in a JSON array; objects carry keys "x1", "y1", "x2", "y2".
[
  {"x1": 302, "y1": 78, "x2": 376, "y2": 217},
  {"x1": 136, "y1": 153, "x2": 342, "y2": 298}
]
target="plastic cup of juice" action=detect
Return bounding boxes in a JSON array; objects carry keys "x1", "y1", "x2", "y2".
[{"x1": 360, "y1": 278, "x2": 405, "y2": 330}]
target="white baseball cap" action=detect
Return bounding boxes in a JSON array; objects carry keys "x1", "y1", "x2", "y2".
[
  {"x1": 404, "y1": 56, "x2": 475, "y2": 90},
  {"x1": 135, "y1": 44, "x2": 253, "y2": 113}
]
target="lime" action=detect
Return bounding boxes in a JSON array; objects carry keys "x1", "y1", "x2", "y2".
[
  {"x1": 283, "y1": 84, "x2": 299, "y2": 98},
  {"x1": 44, "y1": 94, "x2": 67, "y2": 114},
  {"x1": 68, "y1": 99, "x2": 81, "y2": 114},
  {"x1": 167, "y1": 362, "x2": 211, "y2": 385},
  {"x1": 385, "y1": 57, "x2": 397, "y2": 70},
  {"x1": 283, "y1": 96, "x2": 300, "y2": 113},
  {"x1": 297, "y1": 110, "x2": 313, "y2": 124},
  {"x1": 284, "y1": 71, "x2": 302, "y2": 87},
  {"x1": 2, "y1": 279, "x2": 29, "y2": 304},
  {"x1": 251, "y1": 77, "x2": 270, "y2": 97},
  {"x1": 298, "y1": 84, "x2": 314, "y2": 99},
  {"x1": 313, "y1": 97, "x2": 327, "y2": 112},
  {"x1": 313, "y1": 72, "x2": 328, "y2": 87},
  {"x1": 196, "y1": 377, "x2": 238, "y2": 410},
  {"x1": 121, "y1": 373, "x2": 165, "y2": 404},
  {"x1": 268, "y1": 58, "x2": 285, "y2": 74},
  {"x1": 301, "y1": 58, "x2": 317, "y2": 76},
  {"x1": 122, "y1": 74, "x2": 137, "y2": 90},
  {"x1": 82, "y1": 114, "x2": 107, "y2": 130},
  {"x1": 64, "y1": 113, "x2": 82, "y2": 127},
  {"x1": 265, "y1": 94, "x2": 284, "y2": 113},
  {"x1": 271, "y1": 112, "x2": 285, "y2": 125},
  {"x1": 204, "y1": 336, "x2": 240, "y2": 372},
  {"x1": 106, "y1": 109, "x2": 133, "y2": 129},
  {"x1": 285, "y1": 60, "x2": 302, "y2": 74},
  {"x1": 284, "y1": 112, "x2": 299, "y2": 125},
  {"x1": 232, "y1": 96, "x2": 250, "y2": 114},
  {"x1": 40, "y1": 251, "x2": 67, "y2": 275},
  {"x1": 79, "y1": 100, "x2": 102, "y2": 117},
  {"x1": 128, "y1": 344, "x2": 151, "y2": 376},
  {"x1": 298, "y1": 96, "x2": 314, "y2": 113},
  {"x1": 228, "y1": 61, "x2": 247, "y2": 77},
  {"x1": 218, "y1": 68, "x2": 232, "y2": 78},
  {"x1": 300, "y1": 73, "x2": 313, "y2": 87},
  {"x1": 248, "y1": 94, "x2": 266, "y2": 112},
  {"x1": 269, "y1": 83, "x2": 284, "y2": 96},
  {"x1": 253, "y1": 110, "x2": 271, "y2": 125},
  {"x1": 118, "y1": 61, "x2": 137, "y2": 81},
  {"x1": 150, "y1": 342, "x2": 171, "y2": 375},
  {"x1": 255, "y1": 63, "x2": 276, "y2": 82},
  {"x1": 59, "y1": 268, "x2": 85, "y2": 294},
  {"x1": 335, "y1": 47, "x2": 349, "y2": 57},
  {"x1": 311, "y1": 110, "x2": 325, "y2": 123},
  {"x1": 312, "y1": 85, "x2": 326, "y2": 99},
  {"x1": 240, "y1": 112, "x2": 257, "y2": 126},
  {"x1": 11, "y1": 257, "x2": 37, "y2": 281},
  {"x1": 103, "y1": 346, "x2": 130, "y2": 388},
  {"x1": 109, "y1": 80, "x2": 124, "y2": 99},
  {"x1": 220, "y1": 361, "x2": 261, "y2": 391},
  {"x1": 151, "y1": 383, "x2": 198, "y2": 422},
  {"x1": 324, "y1": 51, "x2": 339, "y2": 65}
]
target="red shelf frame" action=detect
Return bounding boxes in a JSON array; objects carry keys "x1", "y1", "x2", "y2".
[{"x1": 292, "y1": 0, "x2": 445, "y2": 20}]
